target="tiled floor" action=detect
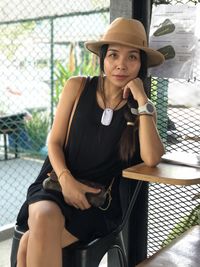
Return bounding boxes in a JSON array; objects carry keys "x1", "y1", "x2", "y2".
[
  {"x1": 0, "y1": 238, "x2": 107, "y2": 267},
  {"x1": 0, "y1": 238, "x2": 12, "y2": 267}
]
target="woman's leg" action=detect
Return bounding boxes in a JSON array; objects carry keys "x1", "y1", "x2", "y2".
[
  {"x1": 26, "y1": 200, "x2": 78, "y2": 267},
  {"x1": 17, "y1": 231, "x2": 29, "y2": 267}
]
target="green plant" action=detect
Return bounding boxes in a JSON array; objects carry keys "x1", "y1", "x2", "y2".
[
  {"x1": 162, "y1": 195, "x2": 200, "y2": 247},
  {"x1": 53, "y1": 51, "x2": 99, "y2": 106},
  {"x1": 25, "y1": 111, "x2": 50, "y2": 152},
  {"x1": 0, "y1": 21, "x2": 36, "y2": 60},
  {"x1": 53, "y1": 62, "x2": 80, "y2": 106}
]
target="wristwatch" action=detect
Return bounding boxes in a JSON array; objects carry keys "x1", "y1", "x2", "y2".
[{"x1": 138, "y1": 100, "x2": 155, "y2": 115}]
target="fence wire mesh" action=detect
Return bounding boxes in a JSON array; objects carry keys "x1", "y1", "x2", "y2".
[
  {"x1": 148, "y1": 0, "x2": 200, "y2": 256},
  {"x1": 0, "y1": 0, "x2": 110, "y2": 227}
]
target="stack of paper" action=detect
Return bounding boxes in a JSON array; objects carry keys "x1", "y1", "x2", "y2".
[{"x1": 161, "y1": 152, "x2": 200, "y2": 168}]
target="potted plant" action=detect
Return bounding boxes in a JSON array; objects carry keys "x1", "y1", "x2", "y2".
[{"x1": 24, "y1": 111, "x2": 50, "y2": 156}]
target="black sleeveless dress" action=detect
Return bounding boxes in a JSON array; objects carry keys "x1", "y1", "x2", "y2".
[{"x1": 16, "y1": 76, "x2": 142, "y2": 242}]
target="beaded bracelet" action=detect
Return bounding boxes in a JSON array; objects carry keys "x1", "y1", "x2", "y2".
[{"x1": 58, "y1": 168, "x2": 71, "y2": 181}]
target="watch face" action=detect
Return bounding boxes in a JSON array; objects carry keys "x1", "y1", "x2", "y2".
[{"x1": 147, "y1": 103, "x2": 154, "y2": 113}]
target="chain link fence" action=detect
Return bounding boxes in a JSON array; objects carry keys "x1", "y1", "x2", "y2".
[
  {"x1": 0, "y1": 0, "x2": 199, "y2": 260},
  {"x1": 0, "y1": 0, "x2": 109, "y2": 227},
  {"x1": 148, "y1": 0, "x2": 200, "y2": 256}
]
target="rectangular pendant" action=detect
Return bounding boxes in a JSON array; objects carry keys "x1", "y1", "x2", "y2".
[{"x1": 101, "y1": 108, "x2": 113, "y2": 126}]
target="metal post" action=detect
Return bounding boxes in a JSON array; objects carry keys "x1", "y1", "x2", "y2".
[
  {"x1": 108, "y1": 1, "x2": 152, "y2": 266},
  {"x1": 110, "y1": 0, "x2": 133, "y2": 21},
  {"x1": 50, "y1": 18, "x2": 54, "y2": 125}
]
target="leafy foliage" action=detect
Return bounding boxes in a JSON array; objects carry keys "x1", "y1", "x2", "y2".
[
  {"x1": 53, "y1": 51, "x2": 99, "y2": 106},
  {"x1": 25, "y1": 111, "x2": 50, "y2": 152},
  {"x1": 162, "y1": 202, "x2": 200, "y2": 247},
  {"x1": 0, "y1": 21, "x2": 36, "y2": 60}
]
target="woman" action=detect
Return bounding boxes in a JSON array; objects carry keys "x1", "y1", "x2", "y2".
[{"x1": 16, "y1": 17, "x2": 165, "y2": 267}]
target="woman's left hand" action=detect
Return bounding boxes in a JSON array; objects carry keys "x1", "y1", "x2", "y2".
[{"x1": 122, "y1": 77, "x2": 148, "y2": 103}]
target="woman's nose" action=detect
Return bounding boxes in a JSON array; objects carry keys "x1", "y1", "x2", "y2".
[
  {"x1": 116, "y1": 65, "x2": 126, "y2": 71},
  {"x1": 116, "y1": 58, "x2": 127, "y2": 70}
]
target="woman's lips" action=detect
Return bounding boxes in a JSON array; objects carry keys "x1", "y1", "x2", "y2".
[{"x1": 113, "y1": 75, "x2": 128, "y2": 81}]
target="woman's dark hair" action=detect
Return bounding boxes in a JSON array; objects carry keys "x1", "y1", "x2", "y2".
[
  {"x1": 99, "y1": 44, "x2": 148, "y2": 162},
  {"x1": 100, "y1": 44, "x2": 108, "y2": 72},
  {"x1": 120, "y1": 50, "x2": 148, "y2": 161}
]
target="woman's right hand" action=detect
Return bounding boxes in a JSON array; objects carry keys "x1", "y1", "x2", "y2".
[{"x1": 59, "y1": 174, "x2": 101, "y2": 210}]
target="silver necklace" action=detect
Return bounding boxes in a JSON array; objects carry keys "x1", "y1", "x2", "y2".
[{"x1": 100, "y1": 80, "x2": 123, "y2": 126}]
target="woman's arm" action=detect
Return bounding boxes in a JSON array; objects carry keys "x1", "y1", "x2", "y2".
[
  {"x1": 123, "y1": 78, "x2": 165, "y2": 167},
  {"x1": 48, "y1": 76, "x2": 82, "y2": 175},
  {"x1": 47, "y1": 76, "x2": 100, "y2": 210},
  {"x1": 138, "y1": 111, "x2": 165, "y2": 167}
]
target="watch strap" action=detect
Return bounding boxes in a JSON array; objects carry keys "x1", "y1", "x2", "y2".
[{"x1": 138, "y1": 99, "x2": 155, "y2": 114}]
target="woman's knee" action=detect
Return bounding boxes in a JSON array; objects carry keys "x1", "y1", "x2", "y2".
[{"x1": 28, "y1": 200, "x2": 64, "y2": 230}]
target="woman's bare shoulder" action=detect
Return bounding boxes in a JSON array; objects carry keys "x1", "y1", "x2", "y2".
[
  {"x1": 57, "y1": 76, "x2": 87, "y2": 105},
  {"x1": 63, "y1": 76, "x2": 87, "y2": 94}
]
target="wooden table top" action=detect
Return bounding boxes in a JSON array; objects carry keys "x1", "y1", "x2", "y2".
[{"x1": 123, "y1": 162, "x2": 200, "y2": 186}]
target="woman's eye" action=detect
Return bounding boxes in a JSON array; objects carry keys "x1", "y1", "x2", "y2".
[
  {"x1": 129, "y1": 54, "x2": 137, "y2": 60},
  {"x1": 108, "y1": 53, "x2": 117, "y2": 58}
]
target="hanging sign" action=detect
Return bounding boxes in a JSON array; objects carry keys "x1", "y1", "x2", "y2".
[{"x1": 149, "y1": 4, "x2": 198, "y2": 79}]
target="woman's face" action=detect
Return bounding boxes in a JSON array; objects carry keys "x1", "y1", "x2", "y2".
[{"x1": 103, "y1": 44, "x2": 141, "y2": 88}]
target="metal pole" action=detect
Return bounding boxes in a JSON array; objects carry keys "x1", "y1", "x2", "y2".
[
  {"x1": 108, "y1": 2, "x2": 151, "y2": 266},
  {"x1": 50, "y1": 18, "x2": 54, "y2": 125}
]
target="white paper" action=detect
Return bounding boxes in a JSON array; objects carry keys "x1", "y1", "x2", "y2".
[
  {"x1": 162, "y1": 152, "x2": 200, "y2": 168},
  {"x1": 149, "y1": 4, "x2": 198, "y2": 79}
]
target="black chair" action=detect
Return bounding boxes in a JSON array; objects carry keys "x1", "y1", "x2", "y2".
[
  {"x1": 10, "y1": 180, "x2": 143, "y2": 267},
  {"x1": 0, "y1": 112, "x2": 27, "y2": 160}
]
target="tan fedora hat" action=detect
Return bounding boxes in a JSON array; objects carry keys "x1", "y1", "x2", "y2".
[{"x1": 85, "y1": 17, "x2": 164, "y2": 67}]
